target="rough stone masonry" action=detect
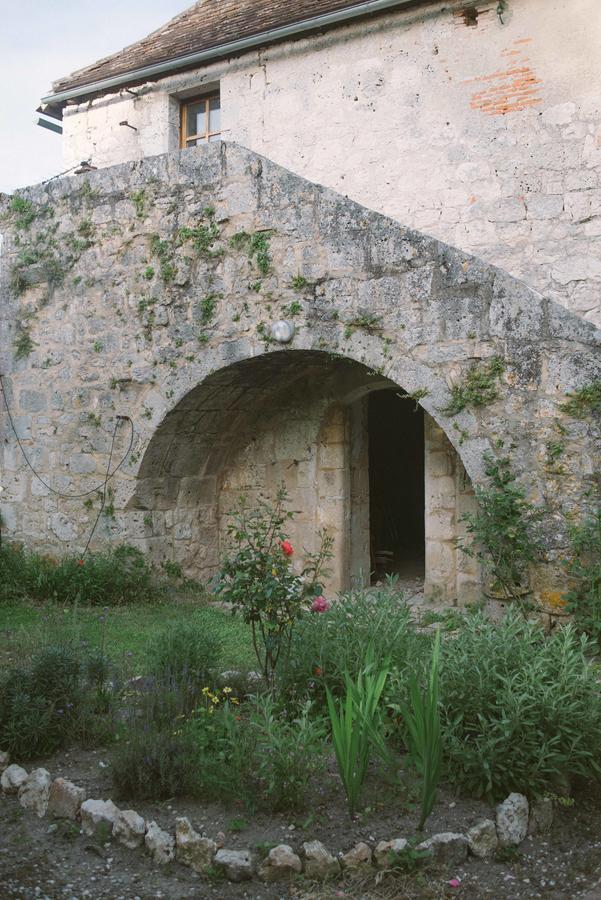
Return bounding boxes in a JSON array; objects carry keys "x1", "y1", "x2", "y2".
[{"x1": 0, "y1": 143, "x2": 599, "y2": 609}]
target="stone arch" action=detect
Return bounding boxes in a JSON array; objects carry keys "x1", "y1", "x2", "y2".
[
  {"x1": 129, "y1": 348, "x2": 480, "y2": 601},
  {"x1": 0, "y1": 142, "x2": 598, "y2": 610}
]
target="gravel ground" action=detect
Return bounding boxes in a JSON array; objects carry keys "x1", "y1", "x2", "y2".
[{"x1": 3, "y1": 746, "x2": 601, "y2": 899}]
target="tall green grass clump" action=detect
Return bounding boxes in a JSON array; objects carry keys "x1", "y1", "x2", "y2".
[
  {"x1": 398, "y1": 629, "x2": 442, "y2": 830},
  {"x1": 327, "y1": 652, "x2": 389, "y2": 817},
  {"x1": 149, "y1": 619, "x2": 223, "y2": 689}
]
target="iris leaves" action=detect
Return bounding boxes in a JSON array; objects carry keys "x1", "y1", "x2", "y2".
[{"x1": 326, "y1": 650, "x2": 389, "y2": 818}]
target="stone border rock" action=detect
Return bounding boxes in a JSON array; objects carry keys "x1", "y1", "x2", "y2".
[{"x1": 0, "y1": 751, "x2": 551, "y2": 885}]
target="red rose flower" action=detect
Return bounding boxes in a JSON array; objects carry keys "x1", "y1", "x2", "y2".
[{"x1": 280, "y1": 540, "x2": 293, "y2": 557}]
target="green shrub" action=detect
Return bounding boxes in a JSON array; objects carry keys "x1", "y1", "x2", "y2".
[
  {"x1": 0, "y1": 542, "x2": 203, "y2": 605},
  {"x1": 115, "y1": 686, "x2": 326, "y2": 809},
  {"x1": 280, "y1": 582, "x2": 427, "y2": 709},
  {"x1": 185, "y1": 693, "x2": 327, "y2": 810},
  {"x1": 248, "y1": 695, "x2": 327, "y2": 811},
  {"x1": 111, "y1": 726, "x2": 199, "y2": 800},
  {"x1": 564, "y1": 511, "x2": 601, "y2": 646},
  {"x1": 0, "y1": 643, "x2": 116, "y2": 758},
  {"x1": 438, "y1": 612, "x2": 601, "y2": 799},
  {"x1": 149, "y1": 619, "x2": 223, "y2": 688}
]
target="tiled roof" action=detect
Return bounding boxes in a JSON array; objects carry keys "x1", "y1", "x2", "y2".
[{"x1": 50, "y1": 0, "x2": 429, "y2": 97}]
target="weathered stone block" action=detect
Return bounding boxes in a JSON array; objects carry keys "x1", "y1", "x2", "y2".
[
  {"x1": 18, "y1": 768, "x2": 52, "y2": 818},
  {"x1": 47, "y1": 778, "x2": 85, "y2": 820},
  {"x1": 257, "y1": 844, "x2": 302, "y2": 882},
  {"x1": 496, "y1": 793, "x2": 529, "y2": 847}
]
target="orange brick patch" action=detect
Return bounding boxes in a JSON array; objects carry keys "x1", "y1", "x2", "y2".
[{"x1": 463, "y1": 39, "x2": 543, "y2": 116}]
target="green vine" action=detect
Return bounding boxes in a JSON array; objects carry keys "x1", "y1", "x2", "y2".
[
  {"x1": 131, "y1": 190, "x2": 146, "y2": 218},
  {"x1": 9, "y1": 196, "x2": 39, "y2": 230},
  {"x1": 290, "y1": 274, "x2": 311, "y2": 292},
  {"x1": 343, "y1": 312, "x2": 383, "y2": 339},
  {"x1": 230, "y1": 229, "x2": 273, "y2": 276},
  {"x1": 177, "y1": 208, "x2": 221, "y2": 257},
  {"x1": 443, "y1": 356, "x2": 505, "y2": 416},
  {"x1": 149, "y1": 235, "x2": 177, "y2": 283},
  {"x1": 559, "y1": 380, "x2": 601, "y2": 419},
  {"x1": 458, "y1": 454, "x2": 543, "y2": 599},
  {"x1": 14, "y1": 330, "x2": 35, "y2": 360},
  {"x1": 282, "y1": 300, "x2": 302, "y2": 318}
]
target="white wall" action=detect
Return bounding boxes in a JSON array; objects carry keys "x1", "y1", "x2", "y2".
[{"x1": 61, "y1": 0, "x2": 601, "y2": 323}]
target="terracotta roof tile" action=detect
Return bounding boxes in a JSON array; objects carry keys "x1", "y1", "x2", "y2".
[{"x1": 51, "y1": 0, "x2": 427, "y2": 97}]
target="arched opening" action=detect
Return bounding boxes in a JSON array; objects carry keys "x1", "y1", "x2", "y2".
[{"x1": 131, "y1": 350, "x2": 479, "y2": 604}]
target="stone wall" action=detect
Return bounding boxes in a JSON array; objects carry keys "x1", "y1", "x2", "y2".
[
  {"x1": 424, "y1": 418, "x2": 480, "y2": 605},
  {"x1": 60, "y1": 0, "x2": 601, "y2": 324},
  {"x1": 0, "y1": 143, "x2": 599, "y2": 607}
]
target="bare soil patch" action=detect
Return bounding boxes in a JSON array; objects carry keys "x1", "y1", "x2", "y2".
[{"x1": 2, "y1": 747, "x2": 601, "y2": 899}]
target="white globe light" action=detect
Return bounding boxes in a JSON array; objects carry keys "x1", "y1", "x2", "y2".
[{"x1": 271, "y1": 320, "x2": 295, "y2": 344}]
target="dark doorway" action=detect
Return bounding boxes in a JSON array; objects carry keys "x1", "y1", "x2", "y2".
[{"x1": 368, "y1": 390, "x2": 425, "y2": 582}]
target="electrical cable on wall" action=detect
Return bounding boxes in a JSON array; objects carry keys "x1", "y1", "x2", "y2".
[{"x1": 0, "y1": 374, "x2": 134, "y2": 556}]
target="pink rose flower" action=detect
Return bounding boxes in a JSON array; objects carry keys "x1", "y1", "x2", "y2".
[{"x1": 311, "y1": 595, "x2": 330, "y2": 613}]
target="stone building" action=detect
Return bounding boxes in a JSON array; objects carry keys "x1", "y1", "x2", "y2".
[{"x1": 0, "y1": 0, "x2": 599, "y2": 607}]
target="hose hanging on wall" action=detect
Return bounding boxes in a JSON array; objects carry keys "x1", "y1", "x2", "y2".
[{"x1": 0, "y1": 373, "x2": 134, "y2": 555}]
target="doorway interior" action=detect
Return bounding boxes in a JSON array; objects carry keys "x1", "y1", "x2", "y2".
[{"x1": 368, "y1": 390, "x2": 425, "y2": 584}]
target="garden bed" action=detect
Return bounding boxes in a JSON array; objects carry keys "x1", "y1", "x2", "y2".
[
  {"x1": 2, "y1": 745, "x2": 601, "y2": 898},
  {"x1": 2, "y1": 533, "x2": 601, "y2": 899}
]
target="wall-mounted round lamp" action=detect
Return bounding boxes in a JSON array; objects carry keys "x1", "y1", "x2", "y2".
[{"x1": 271, "y1": 320, "x2": 295, "y2": 344}]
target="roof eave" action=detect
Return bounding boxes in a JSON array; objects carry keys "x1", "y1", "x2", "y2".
[{"x1": 41, "y1": 0, "x2": 440, "y2": 115}]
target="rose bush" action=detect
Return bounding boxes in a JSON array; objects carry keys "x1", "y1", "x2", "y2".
[{"x1": 214, "y1": 488, "x2": 333, "y2": 687}]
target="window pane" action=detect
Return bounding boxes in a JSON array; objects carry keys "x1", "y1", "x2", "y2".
[
  {"x1": 209, "y1": 97, "x2": 220, "y2": 133},
  {"x1": 186, "y1": 101, "x2": 206, "y2": 138},
  {"x1": 186, "y1": 138, "x2": 199, "y2": 147}
]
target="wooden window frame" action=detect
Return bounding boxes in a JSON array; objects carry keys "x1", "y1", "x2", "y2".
[{"x1": 180, "y1": 93, "x2": 220, "y2": 148}]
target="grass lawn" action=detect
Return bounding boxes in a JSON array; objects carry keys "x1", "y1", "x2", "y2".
[{"x1": 0, "y1": 599, "x2": 256, "y2": 675}]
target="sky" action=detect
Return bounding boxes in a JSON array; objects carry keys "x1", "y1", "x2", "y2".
[{"x1": 0, "y1": 0, "x2": 191, "y2": 194}]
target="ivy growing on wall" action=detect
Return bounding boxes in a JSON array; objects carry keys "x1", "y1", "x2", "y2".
[
  {"x1": 443, "y1": 356, "x2": 505, "y2": 416},
  {"x1": 230, "y1": 229, "x2": 273, "y2": 277},
  {"x1": 560, "y1": 381, "x2": 601, "y2": 418}
]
